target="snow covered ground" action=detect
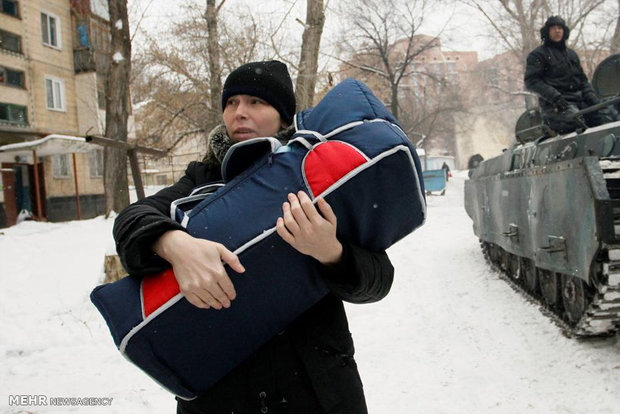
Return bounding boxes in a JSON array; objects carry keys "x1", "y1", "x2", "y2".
[{"x1": 1, "y1": 174, "x2": 619, "y2": 413}]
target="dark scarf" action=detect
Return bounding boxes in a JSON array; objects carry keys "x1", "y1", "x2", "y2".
[
  {"x1": 203, "y1": 124, "x2": 235, "y2": 166},
  {"x1": 203, "y1": 124, "x2": 296, "y2": 167}
]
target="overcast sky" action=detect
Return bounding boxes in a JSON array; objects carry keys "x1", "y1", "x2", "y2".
[{"x1": 129, "y1": 0, "x2": 500, "y2": 62}]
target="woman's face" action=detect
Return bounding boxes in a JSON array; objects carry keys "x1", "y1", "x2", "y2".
[{"x1": 223, "y1": 94, "x2": 284, "y2": 142}]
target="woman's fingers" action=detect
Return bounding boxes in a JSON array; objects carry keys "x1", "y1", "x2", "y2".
[
  {"x1": 179, "y1": 270, "x2": 230, "y2": 309},
  {"x1": 297, "y1": 191, "x2": 321, "y2": 223},
  {"x1": 167, "y1": 237, "x2": 246, "y2": 311},
  {"x1": 287, "y1": 192, "x2": 311, "y2": 227},
  {"x1": 185, "y1": 292, "x2": 210, "y2": 309},
  {"x1": 282, "y1": 201, "x2": 301, "y2": 234},
  {"x1": 275, "y1": 192, "x2": 343, "y2": 264},
  {"x1": 204, "y1": 275, "x2": 232, "y2": 309},
  {"x1": 276, "y1": 216, "x2": 295, "y2": 244},
  {"x1": 317, "y1": 197, "x2": 337, "y2": 226},
  {"x1": 216, "y1": 243, "x2": 245, "y2": 275}
]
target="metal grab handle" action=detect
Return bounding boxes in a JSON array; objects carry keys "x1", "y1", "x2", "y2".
[
  {"x1": 502, "y1": 224, "x2": 519, "y2": 238},
  {"x1": 539, "y1": 236, "x2": 566, "y2": 253},
  {"x1": 503, "y1": 230, "x2": 518, "y2": 237},
  {"x1": 539, "y1": 245, "x2": 563, "y2": 252}
]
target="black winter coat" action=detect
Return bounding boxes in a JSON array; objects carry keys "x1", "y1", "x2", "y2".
[
  {"x1": 113, "y1": 161, "x2": 395, "y2": 414},
  {"x1": 524, "y1": 41, "x2": 598, "y2": 110}
]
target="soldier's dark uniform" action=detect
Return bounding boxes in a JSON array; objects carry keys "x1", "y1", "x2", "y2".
[{"x1": 524, "y1": 16, "x2": 613, "y2": 134}]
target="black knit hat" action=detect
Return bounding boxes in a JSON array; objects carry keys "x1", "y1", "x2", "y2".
[
  {"x1": 540, "y1": 16, "x2": 570, "y2": 42},
  {"x1": 221, "y1": 60, "x2": 296, "y2": 125}
]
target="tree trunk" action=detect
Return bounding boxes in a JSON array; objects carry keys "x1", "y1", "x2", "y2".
[
  {"x1": 206, "y1": 0, "x2": 222, "y2": 129},
  {"x1": 104, "y1": 0, "x2": 131, "y2": 214},
  {"x1": 295, "y1": 0, "x2": 325, "y2": 110},
  {"x1": 390, "y1": 82, "x2": 399, "y2": 119},
  {"x1": 104, "y1": 254, "x2": 128, "y2": 283},
  {"x1": 611, "y1": 0, "x2": 620, "y2": 54}
]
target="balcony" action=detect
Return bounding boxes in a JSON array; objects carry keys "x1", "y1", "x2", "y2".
[{"x1": 73, "y1": 47, "x2": 96, "y2": 73}]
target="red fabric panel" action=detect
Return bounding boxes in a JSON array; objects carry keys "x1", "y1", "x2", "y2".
[
  {"x1": 142, "y1": 268, "x2": 180, "y2": 318},
  {"x1": 304, "y1": 142, "x2": 367, "y2": 197}
]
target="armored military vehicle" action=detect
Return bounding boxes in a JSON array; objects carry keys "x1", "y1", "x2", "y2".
[{"x1": 464, "y1": 54, "x2": 620, "y2": 336}]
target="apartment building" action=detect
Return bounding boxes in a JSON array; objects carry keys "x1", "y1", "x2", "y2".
[
  {"x1": 395, "y1": 35, "x2": 478, "y2": 97},
  {"x1": 0, "y1": 0, "x2": 114, "y2": 227},
  {"x1": 338, "y1": 35, "x2": 479, "y2": 159}
]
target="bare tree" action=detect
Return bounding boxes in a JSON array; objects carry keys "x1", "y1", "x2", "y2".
[
  {"x1": 336, "y1": 0, "x2": 437, "y2": 119},
  {"x1": 465, "y1": 0, "x2": 607, "y2": 107},
  {"x1": 399, "y1": 81, "x2": 465, "y2": 155},
  {"x1": 132, "y1": 3, "x2": 268, "y2": 153},
  {"x1": 335, "y1": 0, "x2": 471, "y2": 155},
  {"x1": 206, "y1": 0, "x2": 225, "y2": 127},
  {"x1": 468, "y1": 0, "x2": 607, "y2": 56},
  {"x1": 574, "y1": 0, "x2": 620, "y2": 72},
  {"x1": 295, "y1": 0, "x2": 326, "y2": 109},
  {"x1": 612, "y1": 0, "x2": 620, "y2": 53},
  {"x1": 104, "y1": 0, "x2": 132, "y2": 214},
  {"x1": 132, "y1": 1, "x2": 327, "y2": 156},
  {"x1": 466, "y1": 0, "x2": 546, "y2": 108}
]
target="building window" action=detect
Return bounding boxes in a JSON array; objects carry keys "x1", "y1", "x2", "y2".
[
  {"x1": 88, "y1": 148, "x2": 103, "y2": 177},
  {"x1": 45, "y1": 76, "x2": 65, "y2": 111},
  {"x1": 52, "y1": 154, "x2": 70, "y2": 178},
  {"x1": 0, "y1": 102, "x2": 27, "y2": 125},
  {"x1": 0, "y1": 66, "x2": 25, "y2": 88},
  {"x1": 41, "y1": 11, "x2": 61, "y2": 49},
  {"x1": 1, "y1": 0, "x2": 19, "y2": 17},
  {"x1": 0, "y1": 29, "x2": 22, "y2": 53}
]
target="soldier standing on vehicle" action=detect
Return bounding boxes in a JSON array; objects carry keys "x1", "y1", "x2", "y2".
[{"x1": 524, "y1": 16, "x2": 613, "y2": 134}]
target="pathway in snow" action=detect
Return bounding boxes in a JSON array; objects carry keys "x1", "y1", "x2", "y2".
[
  {"x1": 350, "y1": 173, "x2": 620, "y2": 413},
  {"x1": 0, "y1": 174, "x2": 618, "y2": 413}
]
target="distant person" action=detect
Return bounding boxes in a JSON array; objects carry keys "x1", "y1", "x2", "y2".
[
  {"x1": 441, "y1": 162, "x2": 451, "y2": 182},
  {"x1": 113, "y1": 60, "x2": 394, "y2": 413},
  {"x1": 524, "y1": 16, "x2": 613, "y2": 134}
]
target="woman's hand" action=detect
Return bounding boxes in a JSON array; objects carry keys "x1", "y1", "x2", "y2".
[
  {"x1": 152, "y1": 230, "x2": 245, "y2": 310},
  {"x1": 276, "y1": 191, "x2": 343, "y2": 265}
]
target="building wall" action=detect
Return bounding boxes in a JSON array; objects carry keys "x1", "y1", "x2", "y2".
[
  {"x1": 75, "y1": 71, "x2": 104, "y2": 135},
  {"x1": 46, "y1": 193, "x2": 104, "y2": 222},
  {"x1": 0, "y1": 70, "x2": 28, "y2": 107},
  {"x1": 453, "y1": 107, "x2": 519, "y2": 169},
  {"x1": 130, "y1": 134, "x2": 204, "y2": 187},
  {"x1": 25, "y1": 0, "x2": 79, "y2": 134},
  {"x1": 451, "y1": 50, "x2": 529, "y2": 170},
  {"x1": 395, "y1": 35, "x2": 478, "y2": 91},
  {"x1": 0, "y1": 3, "x2": 29, "y2": 122},
  {"x1": 131, "y1": 98, "x2": 204, "y2": 187},
  {"x1": 1, "y1": 1, "x2": 81, "y2": 135},
  {"x1": 1, "y1": 0, "x2": 109, "y2": 223},
  {"x1": 43, "y1": 152, "x2": 103, "y2": 196}
]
